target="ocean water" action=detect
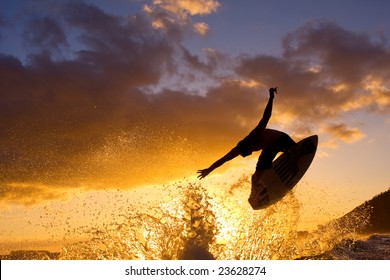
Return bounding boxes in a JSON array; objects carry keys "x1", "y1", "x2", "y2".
[
  {"x1": 56, "y1": 179, "x2": 379, "y2": 260},
  {"x1": 2, "y1": 176, "x2": 388, "y2": 260}
]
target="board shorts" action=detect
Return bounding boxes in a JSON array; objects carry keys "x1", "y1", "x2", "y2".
[{"x1": 236, "y1": 131, "x2": 296, "y2": 172}]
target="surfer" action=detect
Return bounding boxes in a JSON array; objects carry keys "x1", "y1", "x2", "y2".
[{"x1": 197, "y1": 87, "x2": 297, "y2": 204}]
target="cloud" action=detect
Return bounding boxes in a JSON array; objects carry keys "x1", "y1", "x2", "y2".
[
  {"x1": 282, "y1": 20, "x2": 390, "y2": 82},
  {"x1": 193, "y1": 22, "x2": 209, "y2": 36},
  {"x1": 145, "y1": 0, "x2": 219, "y2": 36},
  {"x1": 324, "y1": 123, "x2": 366, "y2": 144},
  {"x1": 236, "y1": 20, "x2": 390, "y2": 131},
  {"x1": 0, "y1": 183, "x2": 69, "y2": 206},
  {"x1": 0, "y1": 1, "x2": 227, "y2": 205},
  {"x1": 0, "y1": 2, "x2": 179, "y2": 195},
  {"x1": 152, "y1": 0, "x2": 220, "y2": 17},
  {"x1": 0, "y1": 13, "x2": 4, "y2": 42},
  {"x1": 1, "y1": 5, "x2": 389, "y2": 205},
  {"x1": 23, "y1": 16, "x2": 68, "y2": 52}
]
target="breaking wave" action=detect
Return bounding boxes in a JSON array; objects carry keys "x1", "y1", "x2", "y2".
[{"x1": 59, "y1": 176, "x2": 371, "y2": 260}]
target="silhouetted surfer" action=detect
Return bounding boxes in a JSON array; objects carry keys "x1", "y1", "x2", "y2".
[{"x1": 197, "y1": 87, "x2": 297, "y2": 205}]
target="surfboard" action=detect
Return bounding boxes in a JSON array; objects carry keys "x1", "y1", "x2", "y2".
[{"x1": 249, "y1": 135, "x2": 318, "y2": 210}]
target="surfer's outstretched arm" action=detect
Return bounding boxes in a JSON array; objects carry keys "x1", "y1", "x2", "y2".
[
  {"x1": 256, "y1": 87, "x2": 277, "y2": 130},
  {"x1": 197, "y1": 147, "x2": 240, "y2": 179}
]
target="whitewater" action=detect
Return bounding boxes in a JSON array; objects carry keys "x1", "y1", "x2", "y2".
[
  {"x1": 55, "y1": 176, "x2": 376, "y2": 260},
  {"x1": 2, "y1": 170, "x2": 389, "y2": 260}
]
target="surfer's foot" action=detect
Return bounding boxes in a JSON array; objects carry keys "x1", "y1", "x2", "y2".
[{"x1": 249, "y1": 185, "x2": 268, "y2": 202}]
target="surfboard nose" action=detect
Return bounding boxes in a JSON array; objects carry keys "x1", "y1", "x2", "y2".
[{"x1": 311, "y1": 135, "x2": 318, "y2": 146}]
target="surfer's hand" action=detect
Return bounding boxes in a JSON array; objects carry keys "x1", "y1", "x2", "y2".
[
  {"x1": 197, "y1": 168, "x2": 211, "y2": 180},
  {"x1": 269, "y1": 87, "x2": 278, "y2": 98}
]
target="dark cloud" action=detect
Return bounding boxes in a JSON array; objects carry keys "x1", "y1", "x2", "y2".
[
  {"x1": 0, "y1": 2, "x2": 177, "y2": 199},
  {"x1": 0, "y1": 13, "x2": 4, "y2": 41},
  {"x1": 237, "y1": 20, "x2": 390, "y2": 129},
  {"x1": 64, "y1": 2, "x2": 175, "y2": 87},
  {"x1": 23, "y1": 16, "x2": 68, "y2": 52},
  {"x1": 0, "y1": 183, "x2": 69, "y2": 206},
  {"x1": 282, "y1": 20, "x2": 390, "y2": 83},
  {"x1": 1, "y1": 5, "x2": 389, "y2": 205}
]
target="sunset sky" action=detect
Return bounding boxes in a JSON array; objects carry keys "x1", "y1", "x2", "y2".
[{"x1": 1, "y1": 0, "x2": 390, "y2": 250}]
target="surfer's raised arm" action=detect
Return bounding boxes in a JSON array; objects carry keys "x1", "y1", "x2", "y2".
[{"x1": 256, "y1": 87, "x2": 277, "y2": 130}]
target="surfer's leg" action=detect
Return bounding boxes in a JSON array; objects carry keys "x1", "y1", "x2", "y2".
[
  {"x1": 251, "y1": 147, "x2": 277, "y2": 189},
  {"x1": 250, "y1": 145, "x2": 279, "y2": 190},
  {"x1": 256, "y1": 147, "x2": 279, "y2": 173},
  {"x1": 249, "y1": 170, "x2": 270, "y2": 209},
  {"x1": 248, "y1": 133, "x2": 294, "y2": 209},
  {"x1": 279, "y1": 134, "x2": 300, "y2": 163},
  {"x1": 248, "y1": 147, "x2": 278, "y2": 209}
]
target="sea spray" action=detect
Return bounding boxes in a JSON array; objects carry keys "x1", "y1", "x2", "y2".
[
  {"x1": 59, "y1": 176, "x2": 372, "y2": 260},
  {"x1": 60, "y1": 182, "x2": 218, "y2": 259}
]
